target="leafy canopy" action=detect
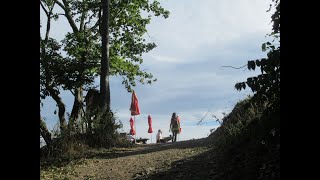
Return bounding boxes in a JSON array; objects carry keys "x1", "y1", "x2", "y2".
[{"x1": 235, "y1": 0, "x2": 280, "y2": 109}]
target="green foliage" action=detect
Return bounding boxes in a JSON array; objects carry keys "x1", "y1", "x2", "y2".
[
  {"x1": 108, "y1": 0, "x2": 170, "y2": 91},
  {"x1": 41, "y1": 0, "x2": 170, "y2": 93},
  {"x1": 40, "y1": 38, "x2": 66, "y2": 99},
  {"x1": 61, "y1": 31, "x2": 100, "y2": 90},
  {"x1": 235, "y1": 0, "x2": 280, "y2": 109},
  {"x1": 90, "y1": 109, "x2": 123, "y2": 148}
]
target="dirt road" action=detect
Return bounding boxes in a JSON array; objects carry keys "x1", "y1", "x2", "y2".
[{"x1": 40, "y1": 138, "x2": 217, "y2": 180}]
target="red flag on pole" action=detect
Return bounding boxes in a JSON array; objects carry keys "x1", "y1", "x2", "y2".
[
  {"x1": 129, "y1": 117, "x2": 136, "y2": 135},
  {"x1": 129, "y1": 90, "x2": 140, "y2": 116},
  {"x1": 148, "y1": 115, "x2": 153, "y2": 133}
]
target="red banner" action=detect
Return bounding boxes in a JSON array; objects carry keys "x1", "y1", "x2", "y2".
[
  {"x1": 129, "y1": 90, "x2": 140, "y2": 116},
  {"x1": 129, "y1": 117, "x2": 136, "y2": 135},
  {"x1": 148, "y1": 115, "x2": 153, "y2": 133}
]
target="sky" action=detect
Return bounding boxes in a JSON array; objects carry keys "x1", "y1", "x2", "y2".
[{"x1": 40, "y1": 0, "x2": 273, "y2": 143}]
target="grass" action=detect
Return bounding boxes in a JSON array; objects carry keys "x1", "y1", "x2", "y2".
[{"x1": 206, "y1": 96, "x2": 280, "y2": 179}]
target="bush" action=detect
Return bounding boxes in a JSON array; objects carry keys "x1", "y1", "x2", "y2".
[
  {"x1": 89, "y1": 109, "x2": 122, "y2": 148},
  {"x1": 207, "y1": 97, "x2": 280, "y2": 179},
  {"x1": 40, "y1": 109, "x2": 124, "y2": 168}
]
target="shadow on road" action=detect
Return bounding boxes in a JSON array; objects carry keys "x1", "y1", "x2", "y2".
[
  {"x1": 84, "y1": 138, "x2": 209, "y2": 160},
  {"x1": 133, "y1": 146, "x2": 223, "y2": 180}
]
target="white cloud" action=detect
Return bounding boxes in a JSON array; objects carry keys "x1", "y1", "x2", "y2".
[
  {"x1": 150, "y1": 54, "x2": 184, "y2": 64},
  {"x1": 146, "y1": 0, "x2": 272, "y2": 57}
]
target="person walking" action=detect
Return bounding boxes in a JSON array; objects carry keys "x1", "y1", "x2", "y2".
[{"x1": 169, "y1": 112, "x2": 180, "y2": 142}]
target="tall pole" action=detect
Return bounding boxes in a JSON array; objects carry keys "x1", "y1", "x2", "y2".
[{"x1": 134, "y1": 116, "x2": 137, "y2": 144}]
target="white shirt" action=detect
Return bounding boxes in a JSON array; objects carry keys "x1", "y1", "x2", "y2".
[{"x1": 156, "y1": 131, "x2": 163, "y2": 141}]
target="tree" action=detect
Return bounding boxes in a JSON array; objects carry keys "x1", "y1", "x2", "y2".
[
  {"x1": 40, "y1": 0, "x2": 170, "y2": 136},
  {"x1": 235, "y1": 0, "x2": 280, "y2": 110},
  {"x1": 40, "y1": 0, "x2": 68, "y2": 134}
]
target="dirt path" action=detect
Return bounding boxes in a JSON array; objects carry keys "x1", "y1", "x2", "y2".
[{"x1": 41, "y1": 138, "x2": 217, "y2": 180}]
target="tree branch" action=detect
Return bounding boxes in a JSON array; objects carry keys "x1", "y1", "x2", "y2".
[
  {"x1": 40, "y1": 1, "x2": 49, "y2": 17},
  {"x1": 88, "y1": 18, "x2": 100, "y2": 33},
  {"x1": 80, "y1": 11, "x2": 86, "y2": 31},
  {"x1": 41, "y1": 1, "x2": 57, "y2": 43},
  {"x1": 98, "y1": 5, "x2": 102, "y2": 35},
  {"x1": 44, "y1": 18, "x2": 51, "y2": 43},
  {"x1": 53, "y1": 0, "x2": 65, "y2": 10},
  {"x1": 40, "y1": 1, "x2": 52, "y2": 43},
  {"x1": 146, "y1": 31, "x2": 151, "y2": 38},
  {"x1": 111, "y1": 7, "x2": 125, "y2": 20},
  {"x1": 87, "y1": 1, "x2": 125, "y2": 34},
  {"x1": 221, "y1": 64, "x2": 247, "y2": 69},
  {"x1": 197, "y1": 110, "x2": 209, "y2": 125},
  {"x1": 40, "y1": 114, "x2": 52, "y2": 147},
  {"x1": 53, "y1": 0, "x2": 79, "y2": 32},
  {"x1": 69, "y1": 89, "x2": 75, "y2": 97}
]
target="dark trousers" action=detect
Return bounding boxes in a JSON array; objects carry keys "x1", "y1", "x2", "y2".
[{"x1": 172, "y1": 131, "x2": 177, "y2": 142}]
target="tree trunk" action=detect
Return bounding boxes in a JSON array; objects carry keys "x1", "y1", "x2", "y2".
[
  {"x1": 48, "y1": 88, "x2": 67, "y2": 134},
  {"x1": 99, "y1": 0, "x2": 111, "y2": 112},
  {"x1": 84, "y1": 89, "x2": 100, "y2": 134},
  {"x1": 40, "y1": 114, "x2": 52, "y2": 148},
  {"x1": 69, "y1": 87, "x2": 83, "y2": 132}
]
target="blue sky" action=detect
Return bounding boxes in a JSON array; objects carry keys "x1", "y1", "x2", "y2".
[{"x1": 40, "y1": 0, "x2": 273, "y2": 142}]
